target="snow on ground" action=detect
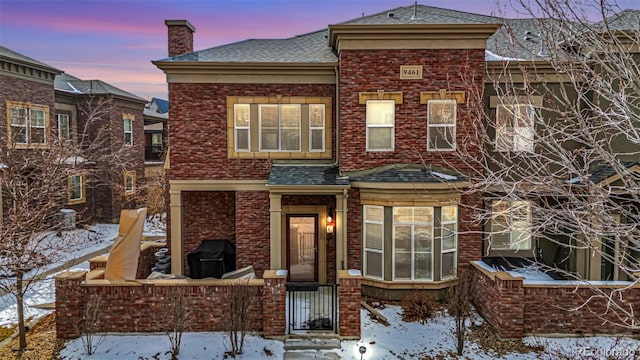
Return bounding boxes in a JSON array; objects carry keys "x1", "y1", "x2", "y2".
[
  {"x1": 0, "y1": 219, "x2": 160, "y2": 327},
  {"x1": 59, "y1": 305, "x2": 640, "y2": 360}
]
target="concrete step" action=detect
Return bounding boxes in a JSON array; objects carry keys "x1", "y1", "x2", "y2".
[
  {"x1": 284, "y1": 351, "x2": 341, "y2": 359},
  {"x1": 284, "y1": 338, "x2": 341, "y2": 351}
]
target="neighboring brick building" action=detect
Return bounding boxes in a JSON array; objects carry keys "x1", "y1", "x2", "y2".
[{"x1": 1, "y1": 46, "x2": 146, "y2": 224}]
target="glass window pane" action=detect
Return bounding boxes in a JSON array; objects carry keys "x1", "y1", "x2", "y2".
[
  {"x1": 366, "y1": 251, "x2": 382, "y2": 278},
  {"x1": 414, "y1": 253, "x2": 432, "y2": 280},
  {"x1": 514, "y1": 126, "x2": 534, "y2": 152},
  {"x1": 415, "y1": 226, "x2": 432, "y2": 252},
  {"x1": 58, "y1": 114, "x2": 70, "y2": 140},
  {"x1": 367, "y1": 128, "x2": 392, "y2": 150},
  {"x1": 236, "y1": 129, "x2": 249, "y2": 150},
  {"x1": 11, "y1": 107, "x2": 26, "y2": 125},
  {"x1": 310, "y1": 129, "x2": 324, "y2": 151},
  {"x1": 442, "y1": 224, "x2": 456, "y2": 251},
  {"x1": 366, "y1": 100, "x2": 394, "y2": 125},
  {"x1": 124, "y1": 119, "x2": 132, "y2": 131},
  {"x1": 261, "y1": 129, "x2": 278, "y2": 150},
  {"x1": 281, "y1": 128, "x2": 300, "y2": 151},
  {"x1": 280, "y1": 105, "x2": 300, "y2": 128},
  {"x1": 442, "y1": 252, "x2": 455, "y2": 278},
  {"x1": 394, "y1": 225, "x2": 411, "y2": 251},
  {"x1": 309, "y1": 104, "x2": 324, "y2": 127},
  {"x1": 393, "y1": 207, "x2": 413, "y2": 223},
  {"x1": 414, "y1": 207, "x2": 433, "y2": 223},
  {"x1": 365, "y1": 206, "x2": 383, "y2": 222},
  {"x1": 442, "y1": 206, "x2": 457, "y2": 223},
  {"x1": 516, "y1": 105, "x2": 533, "y2": 127},
  {"x1": 235, "y1": 104, "x2": 250, "y2": 127},
  {"x1": 31, "y1": 109, "x2": 45, "y2": 127},
  {"x1": 365, "y1": 223, "x2": 383, "y2": 250},
  {"x1": 428, "y1": 100, "x2": 455, "y2": 124},
  {"x1": 260, "y1": 105, "x2": 278, "y2": 128},
  {"x1": 31, "y1": 127, "x2": 45, "y2": 143},
  {"x1": 394, "y1": 252, "x2": 411, "y2": 279},
  {"x1": 428, "y1": 127, "x2": 455, "y2": 150},
  {"x1": 12, "y1": 126, "x2": 27, "y2": 143}
]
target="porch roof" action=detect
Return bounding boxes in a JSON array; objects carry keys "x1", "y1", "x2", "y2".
[
  {"x1": 588, "y1": 161, "x2": 638, "y2": 185},
  {"x1": 347, "y1": 163, "x2": 467, "y2": 183},
  {"x1": 267, "y1": 165, "x2": 349, "y2": 187}
]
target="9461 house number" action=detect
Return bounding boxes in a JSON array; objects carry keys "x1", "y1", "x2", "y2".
[{"x1": 400, "y1": 65, "x2": 422, "y2": 79}]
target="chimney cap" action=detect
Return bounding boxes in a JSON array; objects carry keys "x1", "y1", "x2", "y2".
[{"x1": 164, "y1": 20, "x2": 196, "y2": 33}]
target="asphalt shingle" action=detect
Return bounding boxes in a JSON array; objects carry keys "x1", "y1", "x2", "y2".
[
  {"x1": 349, "y1": 164, "x2": 466, "y2": 183},
  {"x1": 268, "y1": 165, "x2": 349, "y2": 186}
]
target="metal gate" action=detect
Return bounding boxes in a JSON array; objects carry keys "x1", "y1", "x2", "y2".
[{"x1": 286, "y1": 283, "x2": 338, "y2": 333}]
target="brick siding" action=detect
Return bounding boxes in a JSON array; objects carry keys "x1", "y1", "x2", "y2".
[{"x1": 235, "y1": 191, "x2": 270, "y2": 277}]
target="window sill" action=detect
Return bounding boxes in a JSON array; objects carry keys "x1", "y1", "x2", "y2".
[
  {"x1": 362, "y1": 277, "x2": 458, "y2": 290},
  {"x1": 11, "y1": 143, "x2": 50, "y2": 150},
  {"x1": 227, "y1": 150, "x2": 331, "y2": 160},
  {"x1": 68, "y1": 199, "x2": 86, "y2": 206}
]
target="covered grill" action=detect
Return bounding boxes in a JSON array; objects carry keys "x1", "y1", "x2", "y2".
[{"x1": 187, "y1": 240, "x2": 236, "y2": 279}]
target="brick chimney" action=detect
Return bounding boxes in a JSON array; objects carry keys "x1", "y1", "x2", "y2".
[{"x1": 165, "y1": 20, "x2": 196, "y2": 57}]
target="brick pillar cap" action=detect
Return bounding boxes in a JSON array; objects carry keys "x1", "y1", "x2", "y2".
[
  {"x1": 263, "y1": 269, "x2": 287, "y2": 279},
  {"x1": 339, "y1": 269, "x2": 362, "y2": 279},
  {"x1": 56, "y1": 270, "x2": 87, "y2": 280},
  {"x1": 165, "y1": 20, "x2": 196, "y2": 33}
]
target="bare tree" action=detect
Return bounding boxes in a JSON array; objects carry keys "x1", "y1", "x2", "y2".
[
  {"x1": 447, "y1": 270, "x2": 475, "y2": 356},
  {"x1": 222, "y1": 280, "x2": 258, "y2": 357},
  {"x1": 0, "y1": 95, "x2": 137, "y2": 351},
  {"x1": 454, "y1": 0, "x2": 640, "y2": 330},
  {"x1": 162, "y1": 287, "x2": 192, "y2": 359},
  {"x1": 76, "y1": 290, "x2": 106, "y2": 355}
]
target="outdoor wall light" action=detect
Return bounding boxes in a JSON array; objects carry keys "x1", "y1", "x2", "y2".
[{"x1": 326, "y1": 209, "x2": 335, "y2": 234}]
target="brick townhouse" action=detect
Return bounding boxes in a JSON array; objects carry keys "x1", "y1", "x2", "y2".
[
  {"x1": 153, "y1": 3, "x2": 640, "y2": 337},
  {"x1": 1, "y1": 46, "x2": 146, "y2": 224}
]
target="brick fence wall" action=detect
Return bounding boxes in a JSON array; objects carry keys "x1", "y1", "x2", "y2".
[{"x1": 470, "y1": 262, "x2": 640, "y2": 338}]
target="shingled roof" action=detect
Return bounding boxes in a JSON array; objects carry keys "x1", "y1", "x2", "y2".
[
  {"x1": 268, "y1": 165, "x2": 349, "y2": 187},
  {"x1": 55, "y1": 73, "x2": 146, "y2": 102},
  {"x1": 157, "y1": 4, "x2": 636, "y2": 64},
  {"x1": 349, "y1": 163, "x2": 467, "y2": 183},
  {"x1": 0, "y1": 46, "x2": 62, "y2": 74}
]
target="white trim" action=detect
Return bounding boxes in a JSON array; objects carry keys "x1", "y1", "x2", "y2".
[
  {"x1": 427, "y1": 99, "x2": 456, "y2": 151},
  {"x1": 441, "y1": 205, "x2": 458, "y2": 280},
  {"x1": 363, "y1": 205, "x2": 385, "y2": 280},
  {"x1": 392, "y1": 206, "x2": 434, "y2": 281},
  {"x1": 234, "y1": 104, "x2": 250, "y2": 152},
  {"x1": 366, "y1": 100, "x2": 395, "y2": 152}
]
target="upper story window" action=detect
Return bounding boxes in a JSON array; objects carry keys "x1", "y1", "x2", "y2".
[
  {"x1": 68, "y1": 174, "x2": 85, "y2": 204},
  {"x1": 490, "y1": 199, "x2": 532, "y2": 251},
  {"x1": 58, "y1": 113, "x2": 70, "y2": 141},
  {"x1": 123, "y1": 114, "x2": 134, "y2": 145},
  {"x1": 259, "y1": 104, "x2": 300, "y2": 151},
  {"x1": 7, "y1": 101, "x2": 49, "y2": 147},
  {"x1": 496, "y1": 104, "x2": 534, "y2": 152},
  {"x1": 427, "y1": 99, "x2": 456, "y2": 151},
  {"x1": 366, "y1": 100, "x2": 394, "y2": 151},
  {"x1": 309, "y1": 104, "x2": 325, "y2": 152},
  {"x1": 227, "y1": 96, "x2": 332, "y2": 159}
]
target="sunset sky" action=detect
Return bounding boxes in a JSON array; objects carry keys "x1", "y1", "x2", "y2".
[{"x1": 2, "y1": 0, "x2": 639, "y2": 100}]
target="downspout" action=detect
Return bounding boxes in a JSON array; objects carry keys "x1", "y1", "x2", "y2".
[{"x1": 333, "y1": 64, "x2": 340, "y2": 167}]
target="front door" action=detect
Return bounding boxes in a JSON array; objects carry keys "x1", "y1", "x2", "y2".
[{"x1": 286, "y1": 215, "x2": 318, "y2": 282}]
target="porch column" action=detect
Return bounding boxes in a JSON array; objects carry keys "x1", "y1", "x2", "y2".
[
  {"x1": 336, "y1": 190, "x2": 347, "y2": 281},
  {"x1": 269, "y1": 193, "x2": 282, "y2": 270},
  {"x1": 169, "y1": 187, "x2": 183, "y2": 275}
]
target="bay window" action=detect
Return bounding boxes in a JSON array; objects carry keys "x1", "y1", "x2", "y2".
[{"x1": 363, "y1": 204, "x2": 458, "y2": 282}]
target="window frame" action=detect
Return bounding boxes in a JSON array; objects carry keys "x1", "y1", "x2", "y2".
[
  {"x1": 496, "y1": 104, "x2": 535, "y2": 153},
  {"x1": 123, "y1": 115, "x2": 134, "y2": 145},
  {"x1": 6, "y1": 101, "x2": 50, "y2": 147},
  {"x1": 363, "y1": 205, "x2": 385, "y2": 280},
  {"x1": 366, "y1": 100, "x2": 395, "y2": 152},
  {"x1": 309, "y1": 104, "x2": 325, "y2": 152},
  {"x1": 427, "y1": 99, "x2": 457, "y2": 151},
  {"x1": 227, "y1": 96, "x2": 331, "y2": 159},
  {"x1": 234, "y1": 104, "x2": 250, "y2": 152},
  {"x1": 440, "y1": 206, "x2": 458, "y2": 280},
  {"x1": 68, "y1": 174, "x2": 85, "y2": 204},
  {"x1": 392, "y1": 206, "x2": 434, "y2": 281},
  {"x1": 58, "y1": 113, "x2": 71, "y2": 141},
  {"x1": 490, "y1": 199, "x2": 532, "y2": 251},
  {"x1": 123, "y1": 171, "x2": 136, "y2": 194}
]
